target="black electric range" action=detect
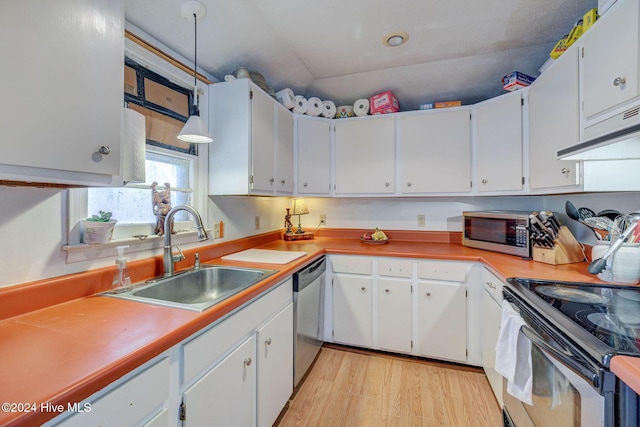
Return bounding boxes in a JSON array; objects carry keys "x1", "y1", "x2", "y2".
[{"x1": 507, "y1": 278, "x2": 640, "y2": 368}]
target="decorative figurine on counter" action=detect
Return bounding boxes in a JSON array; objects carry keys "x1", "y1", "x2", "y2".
[
  {"x1": 151, "y1": 181, "x2": 173, "y2": 235},
  {"x1": 284, "y1": 208, "x2": 293, "y2": 234}
]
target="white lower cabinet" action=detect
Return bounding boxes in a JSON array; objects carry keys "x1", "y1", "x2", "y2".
[
  {"x1": 333, "y1": 275, "x2": 373, "y2": 348},
  {"x1": 183, "y1": 336, "x2": 257, "y2": 427},
  {"x1": 481, "y1": 269, "x2": 504, "y2": 407},
  {"x1": 329, "y1": 256, "x2": 478, "y2": 365},
  {"x1": 257, "y1": 304, "x2": 294, "y2": 427},
  {"x1": 49, "y1": 357, "x2": 171, "y2": 427},
  {"x1": 416, "y1": 281, "x2": 467, "y2": 362},
  {"x1": 377, "y1": 278, "x2": 412, "y2": 353}
]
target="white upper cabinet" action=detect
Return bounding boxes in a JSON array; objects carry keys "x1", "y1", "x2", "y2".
[
  {"x1": 581, "y1": 0, "x2": 640, "y2": 120},
  {"x1": 296, "y1": 116, "x2": 331, "y2": 195},
  {"x1": 0, "y1": 0, "x2": 124, "y2": 186},
  {"x1": 209, "y1": 79, "x2": 293, "y2": 195},
  {"x1": 397, "y1": 109, "x2": 472, "y2": 194},
  {"x1": 528, "y1": 47, "x2": 581, "y2": 191},
  {"x1": 334, "y1": 117, "x2": 395, "y2": 195},
  {"x1": 474, "y1": 92, "x2": 523, "y2": 192}
]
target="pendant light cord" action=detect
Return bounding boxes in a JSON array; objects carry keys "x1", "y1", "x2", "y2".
[{"x1": 193, "y1": 12, "x2": 198, "y2": 110}]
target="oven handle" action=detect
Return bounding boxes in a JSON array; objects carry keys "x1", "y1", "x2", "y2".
[{"x1": 521, "y1": 325, "x2": 600, "y2": 388}]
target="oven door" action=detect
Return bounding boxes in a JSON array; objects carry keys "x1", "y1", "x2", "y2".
[{"x1": 503, "y1": 291, "x2": 609, "y2": 427}]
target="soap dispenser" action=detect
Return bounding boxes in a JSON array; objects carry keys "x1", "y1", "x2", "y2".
[{"x1": 112, "y1": 245, "x2": 132, "y2": 292}]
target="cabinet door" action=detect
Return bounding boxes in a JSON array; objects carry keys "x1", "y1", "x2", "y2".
[
  {"x1": 334, "y1": 117, "x2": 395, "y2": 194},
  {"x1": 482, "y1": 290, "x2": 503, "y2": 406},
  {"x1": 183, "y1": 336, "x2": 257, "y2": 427},
  {"x1": 398, "y1": 110, "x2": 471, "y2": 193},
  {"x1": 416, "y1": 282, "x2": 467, "y2": 362},
  {"x1": 297, "y1": 117, "x2": 331, "y2": 194},
  {"x1": 251, "y1": 87, "x2": 277, "y2": 193},
  {"x1": 475, "y1": 92, "x2": 523, "y2": 192},
  {"x1": 257, "y1": 304, "x2": 293, "y2": 427},
  {"x1": 377, "y1": 279, "x2": 412, "y2": 353},
  {"x1": 276, "y1": 106, "x2": 294, "y2": 194},
  {"x1": 528, "y1": 48, "x2": 580, "y2": 190},
  {"x1": 582, "y1": 0, "x2": 639, "y2": 119},
  {"x1": 0, "y1": 0, "x2": 124, "y2": 183},
  {"x1": 333, "y1": 275, "x2": 373, "y2": 347}
]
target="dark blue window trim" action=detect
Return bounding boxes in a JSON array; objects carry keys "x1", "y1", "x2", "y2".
[{"x1": 125, "y1": 57, "x2": 196, "y2": 155}]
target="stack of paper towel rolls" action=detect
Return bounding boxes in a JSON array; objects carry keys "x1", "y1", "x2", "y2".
[{"x1": 275, "y1": 88, "x2": 337, "y2": 118}]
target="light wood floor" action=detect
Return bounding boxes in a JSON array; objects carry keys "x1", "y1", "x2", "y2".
[{"x1": 278, "y1": 345, "x2": 502, "y2": 427}]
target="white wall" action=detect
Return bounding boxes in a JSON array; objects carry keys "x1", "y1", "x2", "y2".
[{"x1": 2, "y1": 185, "x2": 638, "y2": 289}]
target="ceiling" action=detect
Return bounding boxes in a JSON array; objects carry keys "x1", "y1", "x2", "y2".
[{"x1": 125, "y1": 0, "x2": 597, "y2": 111}]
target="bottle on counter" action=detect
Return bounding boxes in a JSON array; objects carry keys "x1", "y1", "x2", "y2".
[{"x1": 112, "y1": 245, "x2": 132, "y2": 292}]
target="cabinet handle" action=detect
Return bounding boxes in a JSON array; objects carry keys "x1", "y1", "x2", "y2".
[
  {"x1": 613, "y1": 77, "x2": 626, "y2": 87},
  {"x1": 303, "y1": 182, "x2": 308, "y2": 187},
  {"x1": 244, "y1": 357, "x2": 252, "y2": 366},
  {"x1": 425, "y1": 292, "x2": 432, "y2": 297},
  {"x1": 265, "y1": 338, "x2": 272, "y2": 346},
  {"x1": 269, "y1": 178, "x2": 275, "y2": 184},
  {"x1": 561, "y1": 167, "x2": 571, "y2": 175},
  {"x1": 360, "y1": 287, "x2": 367, "y2": 293},
  {"x1": 98, "y1": 145, "x2": 111, "y2": 155},
  {"x1": 482, "y1": 179, "x2": 488, "y2": 184},
  {"x1": 385, "y1": 182, "x2": 390, "y2": 187},
  {"x1": 486, "y1": 281, "x2": 496, "y2": 289},
  {"x1": 407, "y1": 182, "x2": 412, "y2": 187},
  {"x1": 280, "y1": 179, "x2": 286, "y2": 185},
  {"x1": 384, "y1": 289, "x2": 390, "y2": 294}
]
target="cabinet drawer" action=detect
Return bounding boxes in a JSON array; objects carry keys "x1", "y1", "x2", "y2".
[
  {"x1": 377, "y1": 258, "x2": 413, "y2": 278},
  {"x1": 55, "y1": 357, "x2": 170, "y2": 427},
  {"x1": 417, "y1": 261, "x2": 471, "y2": 282},
  {"x1": 183, "y1": 279, "x2": 291, "y2": 384},
  {"x1": 482, "y1": 269, "x2": 504, "y2": 304},
  {"x1": 331, "y1": 256, "x2": 372, "y2": 275}
]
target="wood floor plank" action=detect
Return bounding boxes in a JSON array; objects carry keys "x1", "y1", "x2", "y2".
[{"x1": 279, "y1": 346, "x2": 501, "y2": 427}]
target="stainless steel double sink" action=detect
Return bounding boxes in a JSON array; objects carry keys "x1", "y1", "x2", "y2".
[{"x1": 102, "y1": 265, "x2": 276, "y2": 312}]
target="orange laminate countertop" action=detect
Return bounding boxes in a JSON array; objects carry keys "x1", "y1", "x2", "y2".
[
  {"x1": 0, "y1": 233, "x2": 621, "y2": 426},
  {"x1": 611, "y1": 356, "x2": 640, "y2": 395}
]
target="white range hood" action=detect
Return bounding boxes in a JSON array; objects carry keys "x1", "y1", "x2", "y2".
[{"x1": 558, "y1": 103, "x2": 640, "y2": 161}]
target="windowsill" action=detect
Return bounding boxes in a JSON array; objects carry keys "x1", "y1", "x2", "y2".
[{"x1": 63, "y1": 229, "x2": 211, "y2": 264}]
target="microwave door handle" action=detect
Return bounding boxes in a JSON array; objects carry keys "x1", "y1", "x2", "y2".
[{"x1": 521, "y1": 325, "x2": 600, "y2": 388}]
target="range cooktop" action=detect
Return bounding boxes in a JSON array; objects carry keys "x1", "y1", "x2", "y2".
[{"x1": 507, "y1": 278, "x2": 640, "y2": 366}]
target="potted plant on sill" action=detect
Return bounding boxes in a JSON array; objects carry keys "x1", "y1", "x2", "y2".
[{"x1": 81, "y1": 210, "x2": 117, "y2": 244}]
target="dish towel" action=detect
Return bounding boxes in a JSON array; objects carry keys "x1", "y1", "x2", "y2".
[{"x1": 495, "y1": 300, "x2": 533, "y2": 405}]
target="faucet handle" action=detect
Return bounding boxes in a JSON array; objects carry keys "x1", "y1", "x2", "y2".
[
  {"x1": 172, "y1": 245, "x2": 185, "y2": 263},
  {"x1": 194, "y1": 253, "x2": 201, "y2": 269}
]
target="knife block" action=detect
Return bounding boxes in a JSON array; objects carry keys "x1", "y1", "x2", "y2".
[{"x1": 532, "y1": 226, "x2": 585, "y2": 265}]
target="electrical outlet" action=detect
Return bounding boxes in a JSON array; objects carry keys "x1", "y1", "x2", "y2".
[
  {"x1": 319, "y1": 214, "x2": 326, "y2": 225},
  {"x1": 214, "y1": 222, "x2": 221, "y2": 238},
  {"x1": 255, "y1": 216, "x2": 260, "y2": 229},
  {"x1": 417, "y1": 214, "x2": 426, "y2": 227}
]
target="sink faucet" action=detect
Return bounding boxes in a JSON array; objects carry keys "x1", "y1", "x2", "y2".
[{"x1": 163, "y1": 205, "x2": 209, "y2": 277}]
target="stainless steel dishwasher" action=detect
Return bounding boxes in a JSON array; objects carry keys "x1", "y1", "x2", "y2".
[{"x1": 293, "y1": 256, "x2": 326, "y2": 388}]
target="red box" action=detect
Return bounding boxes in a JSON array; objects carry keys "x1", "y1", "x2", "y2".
[{"x1": 369, "y1": 91, "x2": 399, "y2": 114}]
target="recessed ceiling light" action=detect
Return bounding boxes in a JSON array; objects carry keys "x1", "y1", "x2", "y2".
[{"x1": 382, "y1": 31, "x2": 409, "y2": 47}]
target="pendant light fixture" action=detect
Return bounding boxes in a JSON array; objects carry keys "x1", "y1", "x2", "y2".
[{"x1": 178, "y1": 1, "x2": 213, "y2": 143}]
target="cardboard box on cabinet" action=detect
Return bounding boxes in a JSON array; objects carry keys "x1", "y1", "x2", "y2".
[
  {"x1": 502, "y1": 71, "x2": 536, "y2": 91},
  {"x1": 370, "y1": 91, "x2": 399, "y2": 114}
]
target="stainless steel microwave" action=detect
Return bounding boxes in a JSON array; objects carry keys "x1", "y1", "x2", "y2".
[{"x1": 462, "y1": 211, "x2": 531, "y2": 258}]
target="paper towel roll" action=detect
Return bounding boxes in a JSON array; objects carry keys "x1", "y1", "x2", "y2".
[
  {"x1": 122, "y1": 108, "x2": 146, "y2": 184},
  {"x1": 353, "y1": 98, "x2": 370, "y2": 116},
  {"x1": 321, "y1": 100, "x2": 336, "y2": 118},
  {"x1": 293, "y1": 95, "x2": 309, "y2": 114},
  {"x1": 306, "y1": 97, "x2": 322, "y2": 116},
  {"x1": 276, "y1": 88, "x2": 295, "y2": 109}
]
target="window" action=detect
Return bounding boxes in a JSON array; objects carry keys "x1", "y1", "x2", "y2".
[{"x1": 88, "y1": 149, "x2": 195, "y2": 226}]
